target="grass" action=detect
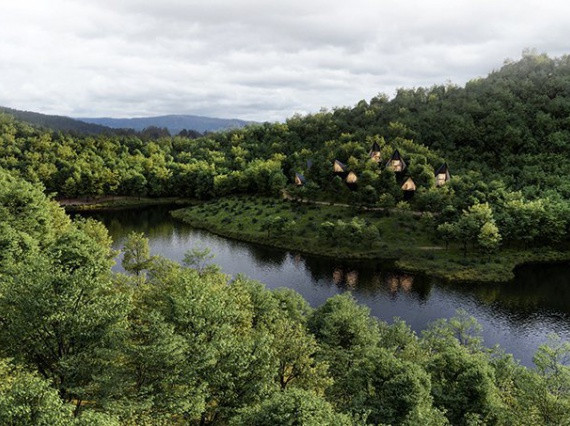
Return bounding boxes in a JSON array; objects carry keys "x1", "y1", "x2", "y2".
[{"x1": 171, "y1": 195, "x2": 570, "y2": 283}]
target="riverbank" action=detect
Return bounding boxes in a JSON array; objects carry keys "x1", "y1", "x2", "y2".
[
  {"x1": 59, "y1": 196, "x2": 195, "y2": 211},
  {"x1": 170, "y1": 195, "x2": 570, "y2": 283}
]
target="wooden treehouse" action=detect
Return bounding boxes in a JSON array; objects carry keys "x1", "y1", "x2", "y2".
[
  {"x1": 333, "y1": 159, "x2": 348, "y2": 177},
  {"x1": 435, "y1": 163, "x2": 450, "y2": 187},
  {"x1": 294, "y1": 172, "x2": 306, "y2": 186},
  {"x1": 345, "y1": 171, "x2": 358, "y2": 190},
  {"x1": 369, "y1": 141, "x2": 382, "y2": 163},
  {"x1": 401, "y1": 177, "x2": 416, "y2": 200},
  {"x1": 386, "y1": 149, "x2": 407, "y2": 173}
]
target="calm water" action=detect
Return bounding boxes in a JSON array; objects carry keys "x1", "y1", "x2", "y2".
[{"x1": 79, "y1": 205, "x2": 570, "y2": 367}]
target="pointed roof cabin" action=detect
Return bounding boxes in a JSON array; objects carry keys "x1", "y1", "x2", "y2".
[
  {"x1": 369, "y1": 141, "x2": 382, "y2": 163},
  {"x1": 401, "y1": 177, "x2": 416, "y2": 191},
  {"x1": 345, "y1": 171, "x2": 358, "y2": 190},
  {"x1": 386, "y1": 149, "x2": 407, "y2": 172},
  {"x1": 294, "y1": 172, "x2": 306, "y2": 186},
  {"x1": 333, "y1": 159, "x2": 348, "y2": 175},
  {"x1": 346, "y1": 171, "x2": 358, "y2": 184},
  {"x1": 435, "y1": 163, "x2": 450, "y2": 187},
  {"x1": 401, "y1": 176, "x2": 416, "y2": 200}
]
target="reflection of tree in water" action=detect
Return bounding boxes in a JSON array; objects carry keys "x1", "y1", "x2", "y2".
[
  {"x1": 451, "y1": 262, "x2": 570, "y2": 317},
  {"x1": 78, "y1": 205, "x2": 184, "y2": 246},
  {"x1": 247, "y1": 244, "x2": 288, "y2": 268}
]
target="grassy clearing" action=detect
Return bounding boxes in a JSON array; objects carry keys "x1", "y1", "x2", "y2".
[
  {"x1": 171, "y1": 195, "x2": 570, "y2": 283},
  {"x1": 173, "y1": 196, "x2": 429, "y2": 257}
]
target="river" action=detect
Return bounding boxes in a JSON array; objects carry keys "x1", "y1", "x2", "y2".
[{"x1": 79, "y1": 204, "x2": 570, "y2": 367}]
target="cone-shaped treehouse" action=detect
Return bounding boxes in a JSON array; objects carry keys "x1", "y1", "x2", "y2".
[
  {"x1": 401, "y1": 177, "x2": 416, "y2": 191},
  {"x1": 369, "y1": 141, "x2": 382, "y2": 163},
  {"x1": 386, "y1": 149, "x2": 407, "y2": 172},
  {"x1": 401, "y1": 177, "x2": 416, "y2": 200},
  {"x1": 345, "y1": 171, "x2": 358, "y2": 190},
  {"x1": 294, "y1": 172, "x2": 306, "y2": 186},
  {"x1": 435, "y1": 163, "x2": 450, "y2": 187},
  {"x1": 333, "y1": 159, "x2": 348, "y2": 176}
]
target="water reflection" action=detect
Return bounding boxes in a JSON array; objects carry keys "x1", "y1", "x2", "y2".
[{"x1": 77, "y1": 205, "x2": 570, "y2": 367}]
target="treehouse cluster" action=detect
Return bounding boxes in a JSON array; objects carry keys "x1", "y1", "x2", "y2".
[{"x1": 294, "y1": 142, "x2": 451, "y2": 201}]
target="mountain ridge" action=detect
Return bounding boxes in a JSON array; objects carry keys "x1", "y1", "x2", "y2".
[
  {"x1": 0, "y1": 106, "x2": 114, "y2": 135},
  {"x1": 0, "y1": 106, "x2": 256, "y2": 135},
  {"x1": 76, "y1": 114, "x2": 256, "y2": 134}
]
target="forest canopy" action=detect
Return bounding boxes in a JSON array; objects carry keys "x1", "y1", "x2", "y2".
[
  {"x1": 3, "y1": 53, "x2": 570, "y2": 254},
  {"x1": 0, "y1": 168, "x2": 570, "y2": 424}
]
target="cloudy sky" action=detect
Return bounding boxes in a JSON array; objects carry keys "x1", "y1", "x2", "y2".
[{"x1": 1, "y1": 0, "x2": 569, "y2": 122}]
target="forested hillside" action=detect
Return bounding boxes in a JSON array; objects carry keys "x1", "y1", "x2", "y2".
[
  {"x1": 1, "y1": 168, "x2": 570, "y2": 425},
  {"x1": 355, "y1": 51, "x2": 570, "y2": 197},
  {"x1": 2, "y1": 52, "x2": 570, "y2": 254},
  {"x1": 0, "y1": 106, "x2": 115, "y2": 135}
]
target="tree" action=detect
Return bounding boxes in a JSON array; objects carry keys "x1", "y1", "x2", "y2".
[
  {"x1": 98, "y1": 278, "x2": 202, "y2": 424},
  {"x1": 361, "y1": 221, "x2": 381, "y2": 248},
  {"x1": 478, "y1": 221, "x2": 502, "y2": 257},
  {"x1": 122, "y1": 231, "x2": 153, "y2": 278},
  {"x1": 228, "y1": 388, "x2": 355, "y2": 426},
  {"x1": 319, "y1": 221, "x2": 336, "y2": 244},
  {"x1": 520, "y1": 335, "x2": 570, "y2": 425},
  {"x1": 183, "y1": 247, "x2": 220, "y2": 275},
  {"x1": 308, "y1": 294, "x2": 381, "y2": 410},
  {"x1": 436, "y1": 222, "x2": 456, "y2": 250},
  {"x1": 427, "y1": 345, "x2": 501, "y2": 426},
  {"x1": 347, "y1": 347, "x2": 439, "y2": 425},
  {"x1": 0, "y1": 358, "x2": 73, "y2": 425},
  {"x1": 454, "y1": 202, "x2": 495, "y2": 256},
  {"x1": 422, "y1": 309, "x2": 485, "y2": 352},
  {"x1": 0, "y1": 227, "x2": 130, "y2": 407},
  {"x1": 261, "y1": 215, "x2": 288, "y2": 238},
  {"x1": 378, "y1": 168, "x2": 401, "y2": 199},
  {"x1": 358, "y1": 184, "x2": 378, "y2": 205}
]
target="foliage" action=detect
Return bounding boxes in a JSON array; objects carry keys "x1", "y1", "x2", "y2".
[
  {"x1": 1, "y1": 175, "x2": 570, "y2": 424},
  {"x1": 229, "y1": 388, "x2": 355, "y2": 426},
  {"x1": 5, "y1": 53, "x2": 570, "y2": 424},
  {"x1": 121, "y1": 231, "x2": 153, "y2": 277},
  {"x1": 0, "y1": 358, "x2": 73, "y2": 425}
]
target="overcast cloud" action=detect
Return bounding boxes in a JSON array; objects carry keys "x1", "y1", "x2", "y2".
[{"x1": 1, "y1": 0, "x2": 570, "y2": 122}]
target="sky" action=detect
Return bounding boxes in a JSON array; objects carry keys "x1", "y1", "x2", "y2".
[{"x1": 1, "y1": 0, "x2": 570, "y2": 122}]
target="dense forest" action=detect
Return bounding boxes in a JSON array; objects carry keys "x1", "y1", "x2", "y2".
[
  {"x1": 3, "y1": 52, "x2": 570, "y2": 424},
  {"x1": 3, "y1": 52, "x2": 570, "y2": 251},
  {"x1": 1, "y1": 168, "x2": 570, "y2": 425}
]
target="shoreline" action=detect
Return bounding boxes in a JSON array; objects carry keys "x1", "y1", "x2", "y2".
[
  {"x1": 170, "y1": 195, "x2": 570, "y2": 284},
  {"x1": 59, "y1": 196, "x2": 195, "y2": 211},
  {"x1": 66, "y1": 194, "x2": 570, "y2": 283},
  {"x1": 173, "y1": 210, "x2": 570, "y2": 283}
]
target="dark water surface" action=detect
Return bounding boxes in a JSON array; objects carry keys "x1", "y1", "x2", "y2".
[{"x1": 80, "y1": 205, "x2": 570, "y2": 367}]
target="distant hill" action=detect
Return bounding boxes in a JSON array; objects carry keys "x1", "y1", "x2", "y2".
[
  {"x1": 76, "y1": 114, "x2": 255, "y2": 135},
  {"x1": 0, "y1": 106, "x2": 114, "y2": 135}
]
